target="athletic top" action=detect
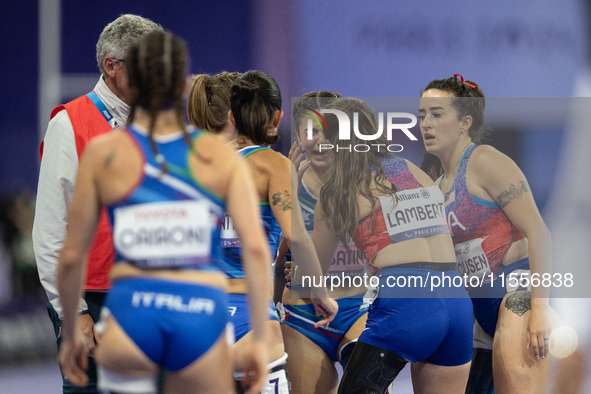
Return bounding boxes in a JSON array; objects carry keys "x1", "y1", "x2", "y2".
[
  {"x1": 219, "y1": 146, "x2": 282, "y2": 279},
  {"x1": 296, "y1": 179, "x2": 366, "y2": 278},
  {"x1": 442, "y1": 145, "x2": 525, "y2": 278},
  {"x1": 353, "y1": 156, "x2": 449, "y2": 274},
  {"x1": 106, "y1": 125, "x2": 225, "y2": 271}
]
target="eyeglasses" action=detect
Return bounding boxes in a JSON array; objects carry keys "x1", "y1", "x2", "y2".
[{"x1": 111, "y1": 57, "x2": 126, "y2": 65}]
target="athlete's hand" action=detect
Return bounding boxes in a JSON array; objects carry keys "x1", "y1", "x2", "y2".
[
  {"x1": 78, "y1": 313, "x2": 97, "y2": 357},
  {"x1": 311, "y1": 295, "x2": 338, "y2": 329},
  {"x1": 59, "y1": 329, "x2": 89, "y2": 387},
  {"x1": 240, "y1": 341, "x2": 268, "y2": 394},
  {"x1": 289, "y1": 142, "x2": 310, "y2": 194},
  {"x1": 527, "y1": 303, "x2": 552, "y2": 361}
]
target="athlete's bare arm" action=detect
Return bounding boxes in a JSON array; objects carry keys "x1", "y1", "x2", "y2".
[
  {"x1": 471, "y1": 145, "x2": 552, "y2": 360},
  {"x1": 222, "y1": 147, "x2": 271, "y2": 394}
]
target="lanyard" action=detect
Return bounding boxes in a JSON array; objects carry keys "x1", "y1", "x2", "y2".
[{"x1": 86, "y1": 91, "x2": 119, "y2": 129}]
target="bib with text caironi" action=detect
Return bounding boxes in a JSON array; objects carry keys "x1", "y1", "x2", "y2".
[
  {"x1": 379, "y1": 185, "x2": 449, "y2": 243},
  {"x1": 113, "y1": 200, "x2": 212, "y2": 269}
]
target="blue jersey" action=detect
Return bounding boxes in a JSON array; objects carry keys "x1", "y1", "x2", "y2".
[
  {"x1": 107, "y1": 124, "x2": 225, "y2": 271},
  {"x1": 219, "y1": 146, "x2": 282, "y2": 278}
]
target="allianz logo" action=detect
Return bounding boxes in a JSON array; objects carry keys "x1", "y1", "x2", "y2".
[{"x1": 398, "y1": 188, "x2": 430, "y2": 202}]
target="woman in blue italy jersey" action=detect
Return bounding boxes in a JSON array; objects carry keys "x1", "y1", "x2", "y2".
[
  {"x1": 56, "y1": 32, "x2": 271, "y2": 394},
  {"x1": 188, "y1": 70, "x2": 338, "y2": 393}
]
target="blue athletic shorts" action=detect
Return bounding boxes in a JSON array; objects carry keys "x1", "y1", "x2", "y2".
[
  {"x1": 228, "y1": 294, "x2": 279, "y2": 342},
  {"x1": 360, "y1": 267, "x2": 473, "y2": 366},
  {"x1": 104, "y1": 277, "x2": 228, "y2": 372},
  {"x1": 281, "y1": 297, "x2": 368, "y2": 361},
  {"x1": 469, "y1": 258, "x2": 531, "y2": 338}
]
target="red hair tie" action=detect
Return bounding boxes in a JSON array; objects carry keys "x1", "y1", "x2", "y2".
[{"x1": 453, "y1": 73, "x2": 476, "y2": 89}]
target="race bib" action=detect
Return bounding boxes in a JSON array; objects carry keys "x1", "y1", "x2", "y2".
[
  {"x1": 379, "y1": 185, "x2": 449, "y2": 243},
  {"x1": 328, "y1": 242, "x2": 366, "y2": 277},
  {"x1": 220, "y1": 215, "x2": 272, "y2": 248},
  {"x1": 113, "y1": 200, "x2": 212, "y2": 268},
  {"x1": 455, "y1": 238, "x2": 491, "y2": 279},
  {"x1": 221, "y1": 215, "x2": 240, "y2": 248}
]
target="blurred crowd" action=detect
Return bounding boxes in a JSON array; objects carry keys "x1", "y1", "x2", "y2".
[{"x1": 0, "y1": 189, "x2": 44, "y2": 308}]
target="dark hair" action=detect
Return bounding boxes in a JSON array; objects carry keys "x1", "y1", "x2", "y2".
[
  {"x1": 318, "y1": 97, "x2": 395, "y2": 247},
  {"x1": 187, "y1": 71, "x2": 242, "y2": 133},
  {"x1": 126, "y1": 31, "x2": 190, "y2": 173},
  {"x1": 230, "y1": 70, "x2": 282, "y2": 146},
  {"x1": 292, "y1": 91, "x2": 342, "y2": 133},
  {"x1": 420, "y1": 76, "x2": 488, "y2": 180}
]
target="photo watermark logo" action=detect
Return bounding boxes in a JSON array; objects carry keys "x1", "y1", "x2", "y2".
[{"x1": 304, "y1": 107, "x2": 418, "y2": 153}]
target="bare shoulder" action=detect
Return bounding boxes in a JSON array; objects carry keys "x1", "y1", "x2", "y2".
[
  {"x1": 404, "y1": 159, "x2": 436, "y2": 187},
  {"x1": 469, "y1": 144, "x2": 520, "y2": 178},
  {"x1": 258, "y1": 148, "x2": 289, "y2": 163},
  {"x1": 468, "y1": 144, "x2": 529, "y2": 203},
  {"x1": 252, "y1": 148, "x2": 291, "y2": 173},
  {"x1": 194, "y1": 132, "x2": 241, "y2": 167},
  {"x1": 470, "y1": 144, "x2": 514, "y2": 169},
  {"x1": 81, "y1": 129, "x2": 130, "y2": 162},
  {"x1": 191, "y1": 132, "x2": 242, "y2": 199}
]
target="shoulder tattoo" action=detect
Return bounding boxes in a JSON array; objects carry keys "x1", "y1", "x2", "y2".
[
  {"x1": 504, "y1": 291, "x2": 531, "y2": 317},
  {"x1": 272, "y1": 190, "x2": 292, "y2": 211},
  {"x1": 496, "y1": 180, "x2": 530, "y2": 208}
]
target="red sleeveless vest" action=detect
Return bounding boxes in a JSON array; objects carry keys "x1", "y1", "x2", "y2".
[{"x1": 41, "y1": 94, "x2": 115, "y2": 290}]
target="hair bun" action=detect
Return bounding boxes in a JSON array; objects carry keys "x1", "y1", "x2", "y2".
[{"x1": 232, "y1": 81, "x2": 257, "y2": 100}]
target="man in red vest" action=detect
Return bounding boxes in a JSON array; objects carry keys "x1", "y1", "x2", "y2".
[{"x1": 32, "y1": 14, "x2": 162, "y2": 394}]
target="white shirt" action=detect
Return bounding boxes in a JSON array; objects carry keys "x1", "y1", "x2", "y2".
[{"x1": 32, "y1": 76, "x2": 129, "y2": 319}]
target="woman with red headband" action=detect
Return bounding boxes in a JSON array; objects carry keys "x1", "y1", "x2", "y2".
[{"x1": 419, "y1": 74, "x2": 556, "y2": 393}]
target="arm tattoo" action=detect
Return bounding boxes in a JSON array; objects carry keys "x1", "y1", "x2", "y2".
[
  {"x1": 272, "y1": 190, "x2": 292, "y2": 211},
  {"x1": 504, "y1": 291, "x2": 531, "y2": 316},
  {"x1": 496, "y1": 180, "x2": 530, "y2": 208},
  {"x1": 104, "y1": 149, "x2": 116, "y2": 168}
]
